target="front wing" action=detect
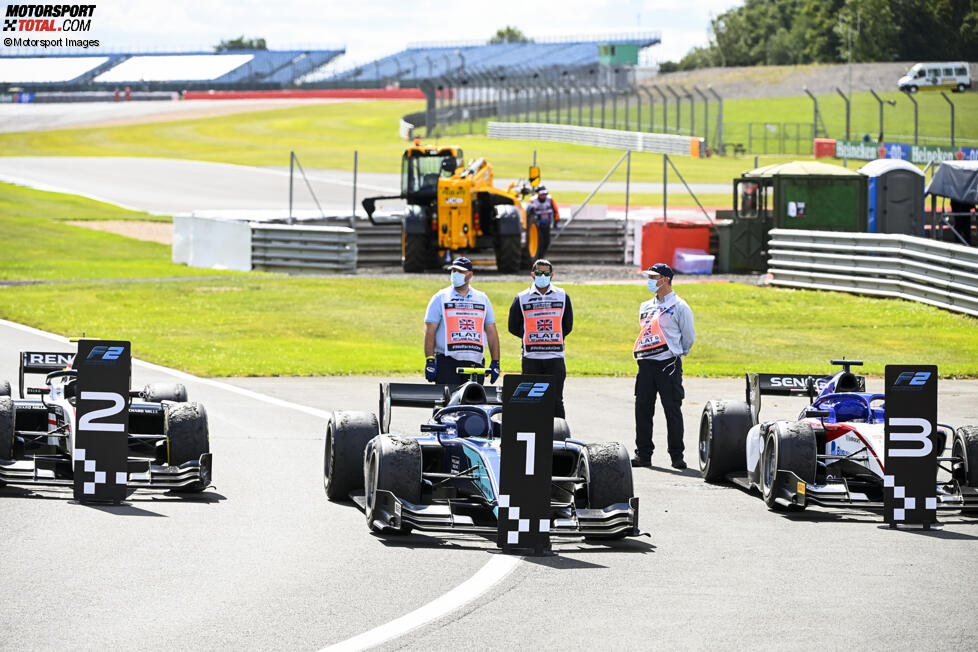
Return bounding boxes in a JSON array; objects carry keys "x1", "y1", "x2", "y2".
[
  {"x1": 358, "y1": 490, "x2": 643, "y2": 538},
  {"x1": 733, "y1": 470, "x2": 978, "y2": 511},
  {"x1": 0, "y1": 453, "x2": 212, "y2": 492}
]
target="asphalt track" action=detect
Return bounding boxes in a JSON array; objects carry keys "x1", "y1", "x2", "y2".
[
  {"x1": 0, "y1": 156, "x2": 728, "y2": 216},
  {"x1": 2, "y1": 320, "x2": 978, "y2": 650}
]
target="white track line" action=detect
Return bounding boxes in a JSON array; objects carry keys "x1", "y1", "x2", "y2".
[
  {"x1": 0, "y1": 318, "x2": 523, "y2": 649},
  {"x1": 320, "y1": 553, "x2": 522, "y2": 652}
]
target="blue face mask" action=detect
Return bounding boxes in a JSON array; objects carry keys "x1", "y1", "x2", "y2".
[
  {"x1": 451, "y1": 271, "x2": 467, "y2": 288},
  {"x1": 534, "y1": 275, "x2": 550, "y2": 289},
  {"x1": 647, "y1": 279, "x2": 658, "y2": 293}
]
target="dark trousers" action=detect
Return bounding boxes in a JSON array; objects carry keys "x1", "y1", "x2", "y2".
[
  {"x1": 521, "y1": 356, "x2": 566, "y2": 418},
  {"x1": 537, "y1": 221, "x2": 552, "y2": 258},
  {"x1": 435, "y1": 354, "x2": 484, "y2": 386},
  {"x1": 634, "y1": 357, "x2": 685, "y2": 459}
]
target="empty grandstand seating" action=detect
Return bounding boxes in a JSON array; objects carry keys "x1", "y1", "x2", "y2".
[
  {"x1": 0, "y1": 49, "x2": 345, "y2": 90},
  {"x1": 324, "y1": 35, "x2": 660, "y2": 84},
  {"x1": 0, "y1": 56, "x2": 110, "y2": 83}
]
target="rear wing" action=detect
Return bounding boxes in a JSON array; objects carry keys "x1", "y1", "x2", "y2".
[
  {"x1": 379, "y1": 382, "x2": 502, "y2": 433},
  {"x1": 19, "y1": 351, "x2": 75, "y2": 399},
  {"x1": 745, "y1": 372, "x2": 865, "y2": 423}
]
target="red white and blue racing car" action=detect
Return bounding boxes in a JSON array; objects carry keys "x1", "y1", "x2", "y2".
[{"x1": 698, "y1": 360, "x2": 978, "y2": 512}]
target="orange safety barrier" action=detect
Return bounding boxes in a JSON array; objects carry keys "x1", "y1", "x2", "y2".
[{"x1": 641, "y1": 218, "x2": 712, "y2": 270}]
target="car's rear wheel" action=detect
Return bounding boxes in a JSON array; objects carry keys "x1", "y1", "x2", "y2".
[
  {"x1": 364, "y1": 435, "x2": 421, "y2": 534},
  {"x1": 908, "y1": 85, "x2": 918, "y2": 93},
  {"x1": 952, "y1": 426, "x2": 978, "y2": 514},
  {"x1": 699, "y1": 400, "x2": 753, "y2": 482},
  {"x1": 553, "y1": 417, "x2": 570, "y2": 441},
  {"x1": 144, "y1": 383, "x2": 188, "y2": 402},
  {"x1": 164, "y1": 402, "x2": 210, "y2": 492},
  {"x1": 760, "y1": 422, "x2": 815, "y2": 511},
  {"x1": 324, "y1": 410, "x2": 379, "y2": 501},
  {"x1": 957, "y1": 83, "x2": 966, "y2": 93},
  {"x1": 0, "y1": 397, "x2": 15, "y2": 465}
]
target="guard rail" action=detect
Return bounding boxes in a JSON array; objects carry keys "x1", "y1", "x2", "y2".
[
  {"x1": 487, "y1": 121, "x2": 704, "y2": 157},
  {"x1": 767, "y1": 229, "x2": 978, "y2": 317},
  {"x1": 251, "y1": 223, "x2": 357, "y2": 273}
]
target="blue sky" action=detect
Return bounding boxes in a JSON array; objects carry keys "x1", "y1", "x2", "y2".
[{"x1": 31, "y1": 0, "x2": 743, "y2": 65}]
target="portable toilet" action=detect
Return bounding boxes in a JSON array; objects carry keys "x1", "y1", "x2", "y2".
[{"x1": 858, "y1": 159, "x2": 925, "y2": 235}]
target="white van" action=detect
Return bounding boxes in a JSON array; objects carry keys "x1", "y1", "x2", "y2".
[{"x1": 898, "y1": 62, "x2": 971, "y2": 93}]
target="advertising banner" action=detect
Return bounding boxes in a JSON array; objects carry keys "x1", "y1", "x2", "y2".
[{"x1": 836, "y1": 139, "x2": 978, "y2": 164}]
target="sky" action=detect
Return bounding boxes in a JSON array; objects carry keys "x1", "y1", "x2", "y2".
[{"x1": 4, "y1": 0, "x2": 744, "y2": 66}]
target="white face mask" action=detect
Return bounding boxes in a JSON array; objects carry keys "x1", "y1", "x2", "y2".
[
  {"x1": 534, "y1": 274, "x2": 550, "y2": 289},
  {"x1": 647, "y1": 279, "x2": 658, "y2": 293},
  {"x1": 451, "y1": 271, "x2": 467, "y2": 288}
]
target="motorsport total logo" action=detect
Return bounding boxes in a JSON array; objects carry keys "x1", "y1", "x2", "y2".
[{"x1": 3, "y1": 3, "x2": 98, "y2": 48}]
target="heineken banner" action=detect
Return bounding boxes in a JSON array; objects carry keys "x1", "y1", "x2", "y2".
[{"x1": 835, "y1": 139, "x2": 978, "y2": 164}]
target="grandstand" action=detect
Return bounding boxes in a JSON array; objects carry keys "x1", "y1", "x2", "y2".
[
  {"x1": 318, "y1": 33, "x2": 661, "y2": 85},
  {"x1": 0, "y1": 49, "x2": 345, "y2": 92}
]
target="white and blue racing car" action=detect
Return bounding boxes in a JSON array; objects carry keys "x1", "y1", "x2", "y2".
[{"x1": 698, "y1": 360, "x2": 978, "y2": 512}]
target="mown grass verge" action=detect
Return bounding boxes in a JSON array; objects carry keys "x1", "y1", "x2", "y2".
[
  {"x1": 0, "y1": 182, "x2": 243, "y2": 281},
  {"x1": 1, "y1": 277, "x2": 975, "y2": 378}
]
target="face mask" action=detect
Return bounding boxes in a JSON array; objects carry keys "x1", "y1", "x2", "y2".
[
  {"x1": 647, "y1": 279, "x2": 658, "y2": 293},
  {"x1": 534, "y1": 275, "x2": 550, "y2": 289},
  {"x1": 451, "y1": 271, "x2": 466, "y2": 288}
]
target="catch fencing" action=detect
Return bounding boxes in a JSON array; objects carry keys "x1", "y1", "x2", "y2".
[{"x1": 767, "y1": 229, "x2": 978, "y2": 317}]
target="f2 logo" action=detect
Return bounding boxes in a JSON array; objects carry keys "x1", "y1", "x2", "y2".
[
  {"x1": 513, "y1": 382, "x2": 549, "y2": 398},
  {"x1": 87, "y1": 346, "x2": 124, "y2": 361},
  {"x1": 895, "y1": 371, "x2": 931, "y2": 386}
]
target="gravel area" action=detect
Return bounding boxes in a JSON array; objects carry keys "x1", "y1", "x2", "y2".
[{"x1": 67, "y1": 220, "x2": 172, "y2": 244}]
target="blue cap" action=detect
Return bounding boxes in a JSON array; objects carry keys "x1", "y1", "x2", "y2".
[
  {"x1": 450, "y1": 256, "x2": 473, "y2": 271},
  {"x1": 642, "y1": 263, "x2": 674, "y2": 280}
]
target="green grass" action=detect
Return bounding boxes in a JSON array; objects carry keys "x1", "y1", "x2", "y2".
[
  {"x1": 6, "y1": 92, "x2": 971, "y2": 189},
  {"x1": 0, "y1": 182, "x2": 242, "y2": 281},
  {"x1": 1, "y1": 277, "x2": 976, "y2": 378}
]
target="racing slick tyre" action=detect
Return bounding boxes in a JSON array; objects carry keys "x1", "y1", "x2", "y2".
[
  {"x1": 365, "y1": 435, "x2": 422, "y2": 534},
  {"x1": 760, "y1": 421, "x2": 816, "y2": 511},
  {"x1": 699, "y1": 400, "x2": 754, "y2": 483},
  {"x1": 324, "y1": 411, "x2": 379, "y2": 501},
  {"x1": 952, "y1": 426, "x2": 978, "y2": 514},
  {"x1": 144, "y1": 383, "x2": 188, "y2": 403},
  {"x1": 496, "y1": 234, "x2": 521, "y2": 274},
  {"x1": 403, "y1": 233, "x2": 430, "y2": 273},
  {"x1": 164, "y1": 401, "x2": 210, "y2": 492},
  {"x1": 0, "y1": 397, "x2": 14, "y2": 465},
  {"x1": 585, "y1": 442, "x2": 633, "y2": 508},
  {"x1": 0, "y1": 379, "x2": 10, "y2": 397},
  {"x1": 379, "y1": 383, "x2": 392, "y2": 434},
  {"x1": 553, "y1": 417, "x2": 571, "y2": 441},
  {"x1": 520, "y1": 216, "x2": 540, "y2": 270}
]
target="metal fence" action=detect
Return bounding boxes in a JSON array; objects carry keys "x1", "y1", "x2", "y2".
[{"x1": 767, "y1": 229, "x2": 978, "y2": 317}]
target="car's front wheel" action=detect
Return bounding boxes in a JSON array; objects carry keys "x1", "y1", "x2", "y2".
[
  {"x1": 364, "y1": 435, "x2": 421, "y2": 534},
  {"x1": 952, "y1": 426, "x2": 978, "y2": 514},
  {"x1": 164, "y1": 401, "x2": 210, "y2": 493},
  {"x1": 760, "y1": 421, "x2": 816, "y2": 511}
]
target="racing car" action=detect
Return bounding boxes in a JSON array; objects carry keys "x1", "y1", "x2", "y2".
[
  {"x1": 698, "y1": 359, "x2": 978, "y2": 512},
  {"x1": 322, "y1": 376, "x2": 642, "y2": 539},
  {"x1": 0, "y1": 350, "x2": 212, "y2": 494}
]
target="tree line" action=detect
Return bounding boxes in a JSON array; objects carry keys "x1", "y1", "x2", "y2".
[{"x1": 663, "y1": 0, "x2": 977, "y2": 71}]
